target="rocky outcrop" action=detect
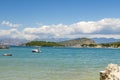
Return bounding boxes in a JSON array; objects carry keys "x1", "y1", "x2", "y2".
[
  {"x1": 59, "y1": 38, "x2": 96, "y2": 47},
  {"x1": 100, "y1": 64, "x2": 120, "y2": 80}
]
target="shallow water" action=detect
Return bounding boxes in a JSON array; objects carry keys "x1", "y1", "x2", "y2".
[{"x1": 0, "y1": 46, "x2": 120, "y2": 80}]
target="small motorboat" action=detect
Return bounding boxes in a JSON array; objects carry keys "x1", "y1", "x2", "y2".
[
  {"x1": 3, "y1": 53, "x2": 12, "y2": 56},
  {"x1": 32, "y1": 47, "x2": 41, "y2": 53},
  {"x1": 32, "y1": 49, "x2": 39, "y2": 53}
]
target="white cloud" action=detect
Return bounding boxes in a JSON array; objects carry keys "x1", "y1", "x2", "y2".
[
  {"x1": 0, "y1": 29, "x2": 38, "y2": 40},
  {"x1": 0, "y1": 29, "x2": 22, "y2": 38},
  {"x1": 0, "y1": 18, "x2": 120, "y2": 40},
  {"x1": 0, "y1": 30, "x2": 11, "y2": 36},
  {"x1": 1, "y1": 21, "x2": 21, "y2": 28},
  {"x1": 70, "y1": 18, "x2": 120, "y2": 34},
  {"x1": 23, "y1": 18, "x2": 120, "y2": 40}
]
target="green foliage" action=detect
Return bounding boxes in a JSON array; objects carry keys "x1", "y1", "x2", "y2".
[
  {"x1": 88, "y1": 44, "x2": 97, "y2": 47},
  {"x1": 26, "y1": 40, "x2": 120, "y2": 48},
  {"x1": 81, "y1": 44, "x2": 97, "y2": 47},
  {"x1": 100, "y1": 42, "x2": 120, "y2": 48},
  {"x1": 26, "y1": 41, "x2": 64, "y2": 47}
]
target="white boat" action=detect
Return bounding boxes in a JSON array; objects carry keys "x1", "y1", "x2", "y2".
[
  {"x1": 3, "y1": 53, "x2": 12, "y2": 56},
  {"x1": 32, "y1": 47, "x2": 41, "y2": 53}
]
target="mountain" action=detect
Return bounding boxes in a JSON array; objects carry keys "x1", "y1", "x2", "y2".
[
  {"x1": 93, "y1": 38, "x2": 120, "y2": 43},
  {"x1": 59, "y1": 38, "x2": 96, "y2": 47},
  {"x1": 34, "y1": 38, "x2": 71, "y2": 42},
  {"x1": 0, "y1": 38, "x2": 28, "y2": 46},
  {"x1": 1, "y1": 37, "x2": 120, "y2": 46},
  {"x1": 37, "y1": 38, "x2": 120, "y2": 43}
]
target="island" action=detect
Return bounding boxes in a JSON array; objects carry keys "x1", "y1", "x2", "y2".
[{"x1": 25, "y1": 38, "x2": 120, "y2": 48}]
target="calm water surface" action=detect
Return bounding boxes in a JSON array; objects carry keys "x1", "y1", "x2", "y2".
[{"x1": 0, "y1": 46, "x2": 120, "y2": 80}]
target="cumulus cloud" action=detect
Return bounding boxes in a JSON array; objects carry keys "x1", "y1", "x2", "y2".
[
  {"x1": 0, "y1": 29, "x2": 38, "y2": 40},
  {"x1": 1, "y1": 21, "x2": 21, "y2": 28},
  {"x1": 70, "y1": 18, "x2": 120, "y2": 34},
  {"x1": 0, "y1": 18, "x2": 120, "y2": 40},
  {"x1": 23, "y1": 18, "x2": 120, "y2": 40},
  {"x1": 0, "y1": 29, "x2": 21, "y2": 38},
  {"x1": 0, "y1": 30, "x2": 11, "y2": 36}
]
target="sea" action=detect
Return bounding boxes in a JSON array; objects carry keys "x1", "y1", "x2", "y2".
[{"x1": 0, "y1": 46, "x2": 120, "y2": 80}]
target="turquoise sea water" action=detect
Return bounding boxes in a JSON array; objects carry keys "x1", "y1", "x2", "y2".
[{"x1": 0, "y1": 46, "x2": 120, "y2": 80}]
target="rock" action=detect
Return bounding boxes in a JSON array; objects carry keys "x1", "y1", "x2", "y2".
[{"x1": 100, "y1": 63, "x2": 120, "y2": 80}]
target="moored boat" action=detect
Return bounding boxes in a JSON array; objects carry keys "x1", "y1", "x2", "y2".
[
  {"x1": 2, "y1": 53, "x2": 12, "y2": 56},
  {"x1": 32, "y1": 46, "x2": 41, "y2": 53}
]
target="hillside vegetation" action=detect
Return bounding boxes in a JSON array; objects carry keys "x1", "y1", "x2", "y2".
[
  {"x1": 26, "y1": 41, "x2": 64, "y2": 47},
  {"x1": 100, "y1": 42, "x2": 120, "y2": 48}
]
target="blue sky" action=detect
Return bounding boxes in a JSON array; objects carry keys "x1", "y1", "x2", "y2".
[
  {"x1": 0, "y1": 0, "x2": 120, "y2": 40},
  {"x1": 1, "y1": 0, "x2": 120, "y2": 25}
]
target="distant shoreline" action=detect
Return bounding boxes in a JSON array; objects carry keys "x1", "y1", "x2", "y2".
[{"x1": 0, "y1": 45, "x2": 9, "y2": 49}]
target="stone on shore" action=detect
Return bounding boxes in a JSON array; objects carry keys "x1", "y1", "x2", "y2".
[{"x1": 100, "y1": 63, "x2": 120, "y2": 80}]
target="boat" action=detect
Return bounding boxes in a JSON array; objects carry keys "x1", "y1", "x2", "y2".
[
  {"x1": 2, "y1": 53, "x2": 12, "y2": 56},
  {"x1": 32, "y1": 47, "x2": 41, "y2": 53},
  {"x1": 0, "y1": 45, "x2": 9, "y2": 49}
]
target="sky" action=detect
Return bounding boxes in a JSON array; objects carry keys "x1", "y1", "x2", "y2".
[{"x1": 0, "y1": 0, "x2": 120, "y2": 40}]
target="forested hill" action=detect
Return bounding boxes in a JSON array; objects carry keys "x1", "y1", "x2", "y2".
[{"x1": 25, "y1": 41, "x2": 63, "y2": 47}]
